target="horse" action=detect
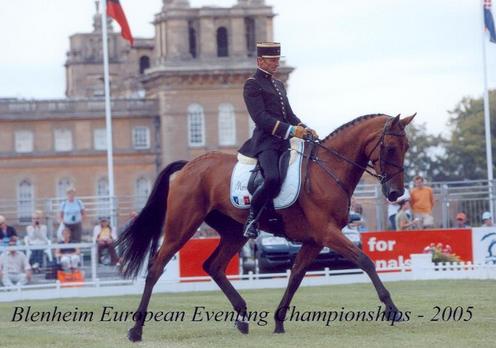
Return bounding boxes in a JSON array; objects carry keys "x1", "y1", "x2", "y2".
[{"x1": 117, "y1": 113, "x2": 415, "y2": 341}]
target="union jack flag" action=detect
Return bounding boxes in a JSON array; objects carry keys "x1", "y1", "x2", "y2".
[{"x1": 484, "y1": 0, "x2": 496, "y2": 43}]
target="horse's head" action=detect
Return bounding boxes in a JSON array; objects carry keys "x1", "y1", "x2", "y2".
[{"x1": 367, "y1": 114, "x2": 416, "y2": 202}]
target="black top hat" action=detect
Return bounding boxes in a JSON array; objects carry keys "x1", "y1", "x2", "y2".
[{"x1": 256, "y1": 42, "x2": 282, "y2": 58}]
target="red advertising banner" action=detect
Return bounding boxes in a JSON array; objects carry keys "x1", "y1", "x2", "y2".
[
  {"x1": 179, "y1": 238, "x2": 239, "y2": 277},
  {"x1": 361, "y1": 229, "x2": 473, "y2": 269}
]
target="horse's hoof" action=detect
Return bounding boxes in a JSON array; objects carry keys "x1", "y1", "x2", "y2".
[
  {"x1": 385, "y1": 308, "x2": 405, "y2": 324},
  {"x1": 235, "y1": 320, "x2": 249, "y2": 334},
  {"x1": 128, "y1": 327, "x2": 142, "y2": 342}
]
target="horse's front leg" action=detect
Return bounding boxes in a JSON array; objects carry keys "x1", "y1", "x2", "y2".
[
  {"x1": 273, "y1": 242, "x2": 322, "y2": 333},
  {"x1": 319, "y1": 224, "x2": 402, "y2": 320}
]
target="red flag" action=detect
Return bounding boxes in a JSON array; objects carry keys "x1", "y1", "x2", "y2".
[{"x1": 107, "y1": 0, "x2": 133, "y2": 46}]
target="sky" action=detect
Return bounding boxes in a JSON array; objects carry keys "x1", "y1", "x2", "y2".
[{"x1": 1, "y1": 0, "x2": 496, "y2": 137}]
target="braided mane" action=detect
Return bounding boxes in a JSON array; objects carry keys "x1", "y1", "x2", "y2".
[{"x1": 322, "y1": 113, "x2": 392, "y2": 142}]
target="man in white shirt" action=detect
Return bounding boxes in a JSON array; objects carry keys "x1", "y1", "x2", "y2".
[
  {"x1": 387, "y1": 189, "x2": 410, "y2": 230},
  {"x1": 26, "y1": 210, "x2": 50, "y2": 269},
  {"x1": 0, "y1": 236, "x2": 32, "y2": 287}
]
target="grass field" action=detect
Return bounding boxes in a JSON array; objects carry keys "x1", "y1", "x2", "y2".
[{"x1": 0, "y1": 279, "x2": 495, "y2": 348}]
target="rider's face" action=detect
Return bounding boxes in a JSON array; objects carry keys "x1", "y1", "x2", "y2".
[{"x1": 257, "y1": 57, "x2": 280, "y2": 74}]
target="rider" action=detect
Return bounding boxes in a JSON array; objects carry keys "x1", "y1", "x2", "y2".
[{"x1": 239, "y1": 42, "x2": 318, "y2": 239}]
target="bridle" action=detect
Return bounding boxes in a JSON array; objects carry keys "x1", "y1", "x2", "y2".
[{"x1": 305, "y1": 117, "x2": 405, "y2": 196}]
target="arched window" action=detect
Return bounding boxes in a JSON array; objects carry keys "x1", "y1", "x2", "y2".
[
  {"x1": 245, "y1": 17, "x2": 256, "y2": 57},
  {"x1": 218, "y1": 103, "x2": 236, "y2": 146},
  {"x1": 57, "y1": 178, "x2": 73, "y2": 198},
  {"x1": 139, "y1": 56, "x2": 150, "y2": 74},
  {"x1": 188, "y1": 104, "x2": 205, "y2": 147},
  {"x1": 217, "y1": 27, "x2": 229, "y2": 57},
  {"x1": 17, "y1": 179, "x2": 34, "y2": 223},
  {"x1": 189, "y1": 24, "x2": 197, "y2": 58},
  {"x1": 135, "y1": 177, "x2": 151, "y2": 209},
  {"x1": 96, "y1": 177, "x2": 110, "y2": 218}
]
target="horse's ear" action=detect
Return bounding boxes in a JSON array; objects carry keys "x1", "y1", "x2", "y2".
[
  {"x1": 391, "y1": 114, "x2": 401, "y2": 127},
  {"x1": 400, "y1": 113, "x2": 416, "y2": 127}
]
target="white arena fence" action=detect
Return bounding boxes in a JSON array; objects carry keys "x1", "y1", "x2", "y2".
[{"x1": 1, "y1": 256, "x2": 495, "y2": 302}]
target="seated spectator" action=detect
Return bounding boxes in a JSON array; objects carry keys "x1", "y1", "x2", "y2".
[
  {"x1": 454, "y1": 212, "x2": 470, "y2": 228},
  {"x1": 481, "y1": 211, "x2": 493, "y2": 227},
  {"x1": 0, "y1": 215, "x2": 17, "y2": 246},
  {"x1": 395, "y1": 200, "x2": 419, "y2": 230},
  {"x1": 25, "y1": 210, "x2": 49, "y2": 271},
  {"x1": 55, "y1": 228, "x2": 80, "y2": 272},
  {"x1": 0, "y1": 236, "x2": 32, "y2": 287},
  {"x1": 350, "y1": 196, "x2": 363, "y2": 215},
  {"x1": 387, "y1": 189, "x2": 410, "y2": 230},
  {"x1": 92, "y1": 217, "x2": 119, "y2": 265},
  {"x1": 343, "y1": 212, "x2": 366, "y2": 232}
]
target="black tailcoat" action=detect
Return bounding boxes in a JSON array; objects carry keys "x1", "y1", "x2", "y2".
[{"x1": 239, "y1": 69, "x2": 305, "y2": 157}]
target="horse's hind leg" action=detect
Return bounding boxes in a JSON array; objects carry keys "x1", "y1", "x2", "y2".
[
  {"x1": 203, "y1": 211, "x2": 250, "y2": 333},
  {"x1": 128, "y1": 204, "x2": 207, "y2": 342},
  {"x1": 320, "y1": 226, "x2": 401, "y2": 320},
  {"x1": 273, "y1": 242, "x2": 322, "y2": 333}
]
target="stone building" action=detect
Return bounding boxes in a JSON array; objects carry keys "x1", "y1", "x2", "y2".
[{"x1": 0, "y1": 0, "x2": 294, "y2": 229}]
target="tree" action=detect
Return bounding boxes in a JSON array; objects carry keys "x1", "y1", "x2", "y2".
[
  {"x1": 404, "y1": 122, "x2": 445, "y2": 182},
  {"x1": 443, "y1": 91, "x2": 496, "y2": 180}
]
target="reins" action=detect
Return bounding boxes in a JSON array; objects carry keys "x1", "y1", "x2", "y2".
[{"x1": 296, "y1": 118, "x2": 406, "y2": 198}]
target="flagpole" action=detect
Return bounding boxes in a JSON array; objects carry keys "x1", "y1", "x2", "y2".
[
  {"x1": 100, "y1": 0, "x2": 116, "y2": 224},
  {"x1": 482, "y1": 0, "x2": 495, "y2": 218}
]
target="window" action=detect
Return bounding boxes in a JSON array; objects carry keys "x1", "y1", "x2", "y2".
[
  {"x1": 139, "y1": 56, "x2": 150, "y2": 74},
  {"x1": 245, "y1": 17, "x2": 256, "y2": 57},
  {"x1": 54, "y1": 129, "x2": 73, "y2": 152},
  {"x1": 217, "y1": 27, "x2": 229, "y2": 57},
  {"x1": 96, "y1": 177, "x2": 110, "y2": 218},
  {"x1": 57, "y1": 178, "x2": 73, "y2": 198},
  {"x1": 135, "y1": 177, "x2": 151, "y2": 209},
  {"x1": 248, "y1": 117, "x2": 256, "y2": 137},
  {"x1": 15, "y1": 130, "x2": 33, "y2": 153},
  {"x1": 17, "y1": 179, "x2": 34, "y2": 223},
  {"x1": 94, "y1": 128, "x2": 107, "y2": 150},
  {"x1": 188, "y1": 23, "x2": 197, "y2": 58},
  {"x1": 132, "y1": 127, "x2": 150, "y2": 149},
  {"x1": 218, "y1": 103, "x2": 236, "y2": 146},
  {"x1": 188, "y1": 104, "x2": 205, "y2": 147}
]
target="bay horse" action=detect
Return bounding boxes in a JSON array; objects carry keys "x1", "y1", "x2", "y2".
[{"x1": 118, "y1": 113, "x2": 415, "y2": 341}]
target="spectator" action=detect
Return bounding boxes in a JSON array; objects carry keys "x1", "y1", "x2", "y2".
[
  {"x1": 0, "y1": 236, "x2": 32, "y2": 287},
  {"x1": 386, "y1": 189, "x2": 410, "y2": 230},
  {"x1": 409, "y1": 175, "x2": 435, "y2": 229},
  {"x1": 481, "y1": 211, "x2": 493, "y2": 227},
  {"x1": 0, "y1": 215, "x2": 17, "y2": 245},
  {"x1": 59, "y1": 186, "x2": 85, "y2": 242},
  {"x1": 454, "y1": 212, "x2": 470, "y2": 228},
  {"x1": 55, "y1": 228, "x2": 80, "y2": 271},
  {"x1": 395, "y1": 200, "x2": 419, "y2": 230},
  {"x1": 92, "y1": 217, "x2": 119, "y2": 265},
  {"x1": 350, "y1": 196, "x2": 363, "y2": 215},
  {"x1": 25, "y1": 210, "x2": 50, "y2": 271}
]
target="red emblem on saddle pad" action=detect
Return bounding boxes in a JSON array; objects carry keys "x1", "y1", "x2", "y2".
[{"x1": 243, "y1": 196, "x2": 251, "y2": 205}]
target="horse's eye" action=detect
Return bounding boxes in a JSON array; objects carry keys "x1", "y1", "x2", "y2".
[{"x1": 387, "y1": 147, "x2": 395, "y2": 156}]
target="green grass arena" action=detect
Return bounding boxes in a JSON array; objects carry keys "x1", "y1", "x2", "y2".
[{"x1": 1, "y1": 280, "x2": 495, "y2": 348}]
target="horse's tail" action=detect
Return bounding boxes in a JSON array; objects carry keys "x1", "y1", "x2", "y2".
[{"x1": 117, "y1": 160, "x2": 188, "y2": 279}]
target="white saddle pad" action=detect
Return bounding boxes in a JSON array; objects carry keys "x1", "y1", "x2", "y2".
[{"x1": 230, "y1": 138, "x2": 305, "y2": 210}]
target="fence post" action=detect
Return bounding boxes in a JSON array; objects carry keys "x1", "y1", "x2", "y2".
[
  {"x1": 91, "y1": 243, "x2": 97, "y2": 283},
  {"x1": 375, "y1": 184, "x2": 384, "y2": 230},
  {"x1": 441, "y1": 184, "x2": 449, "y2": 228}
]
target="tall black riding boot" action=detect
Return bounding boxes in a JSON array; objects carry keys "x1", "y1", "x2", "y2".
[{"x1": 243, "y1": 207, "x2": 260, "y2": 239}]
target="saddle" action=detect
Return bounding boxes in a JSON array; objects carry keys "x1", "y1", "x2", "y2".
[{"x1": 230, "y1": 138, "x2": 307, "y2": 237}]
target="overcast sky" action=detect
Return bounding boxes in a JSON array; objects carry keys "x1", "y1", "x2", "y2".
[{"x1": 1, "y1": 0, "x2": 496, "y2": 137}]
